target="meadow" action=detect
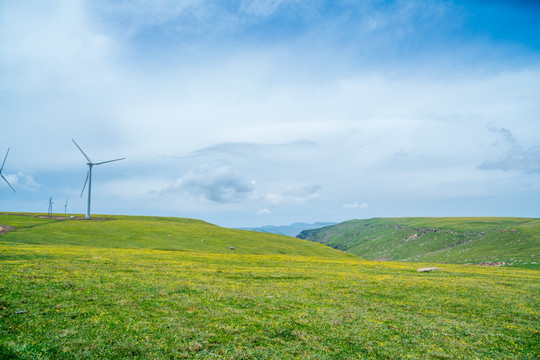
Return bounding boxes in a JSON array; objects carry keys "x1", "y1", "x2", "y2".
[{"x1": 0, "y1": 214, "x2": 539, "y2": 359}]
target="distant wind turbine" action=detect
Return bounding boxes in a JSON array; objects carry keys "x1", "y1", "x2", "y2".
[
  {"x1": 64, "y1": 197, "x2": 71, "y2": 215},
  {"x1": 72, "y1": 139, "x2": 125, "y2": 219},
  {"x1": 1, "y1": 148, "x2": 16, "y2": 193}
]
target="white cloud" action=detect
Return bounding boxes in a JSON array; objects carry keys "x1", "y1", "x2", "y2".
[
  {"x1": 239, "y1": 0, "x2": 301, "y2": 17},
  {"x1": 342, "y1": 202, "x2": 368, "y2": 210},
  {"x1": 158, "y1": 162, "x2": 323, "y2": 210},
  {"x1": 475, "y1": 126, "x2": 540, "y2": 174},
  {"x1": 291, "y1": 184, "x2": 321, "y2": 203},
  {"x1": 162, "y1": 166, "x2": 255, "y2": 203},
  {"x1": 260, "y1": 193, "x2": 283, "y2": 207},
  {"x1": 3, "y1": 172, "x2": 41, "y2": 192},
  {"x1": 257, "y1": 208, "x2": 271, "y2": 216},
  {"x1": 0, "y1": 0, "x2": 116, "y2": 92},
  {"x1": 479, "y1": 146, "x2": 540, "y2": 174}
]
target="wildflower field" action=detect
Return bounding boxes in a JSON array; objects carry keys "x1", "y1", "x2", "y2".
[{"x1": 0, "y1": 214, "x2": 539, "y2": 359}]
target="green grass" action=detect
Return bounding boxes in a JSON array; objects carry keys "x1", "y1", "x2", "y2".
[
  {"x1": 1, "y1": 214, "x2": 539, "y2": 359},
  {"x1": 0, "y1": 213, "x2": 345, "y2": 258},
  {"x1": 298, "y1": 217, "x2": 540, "y2": 268}
]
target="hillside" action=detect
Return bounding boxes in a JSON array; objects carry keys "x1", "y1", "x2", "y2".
[
  {"x1": 0, "y1": 213, "x2": 347, "y2": 258},
  {"x1": 237, "y1": 222, "x2": 337, "y2": 237},
  {"x1": 1, "y1": 213, "x2": 539, "y2": 359},
  {"x1": 297, "y1": 217, "x2": 540, "y2": 268}
]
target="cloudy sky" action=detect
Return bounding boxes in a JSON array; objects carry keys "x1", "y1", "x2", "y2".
[{"x1": 1, "y1": 0, "x2": 539, "y2": 227}]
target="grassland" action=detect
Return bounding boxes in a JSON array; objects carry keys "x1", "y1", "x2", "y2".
[
  {"x1": 298, "y1": 217, "x2": 540, "y2": 268},
  {"x1": 0, "y1": 213, "x2": 341, "y2": 257},
  {"x1": 1, "y1": 213, "x2": 539, "y2": 359}
]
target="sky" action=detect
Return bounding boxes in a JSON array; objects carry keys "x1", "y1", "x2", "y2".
[{"x1": 1, "y1": 0, "x2": 539, "y2": 228}]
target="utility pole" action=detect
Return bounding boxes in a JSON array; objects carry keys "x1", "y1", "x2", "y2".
[{"x1": 48, "y1": 197, "x2": 54, "y2": 217}]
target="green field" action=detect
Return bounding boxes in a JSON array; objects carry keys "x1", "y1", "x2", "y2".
[
  {"x1": 1, "y1": 214, "x2": 539, "y2": 359},
  {"x1": 298, "y1": 217, "x2": 540, "y2": 269}
]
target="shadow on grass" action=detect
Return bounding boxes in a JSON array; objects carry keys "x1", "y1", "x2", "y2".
[{"x1": 0, "y1": 343, "x2": 22, "y2": 360}]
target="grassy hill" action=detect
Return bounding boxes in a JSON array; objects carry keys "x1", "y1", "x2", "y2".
[
  {"x1": 0, "y1": 213, "x2": 346, "y2": 258},
  {"x1": 1, "y1": 213, "x2": 539, "y2": 359},
  {"x1": 297, "y1": 217, "x2": 540, "y2": 268}
]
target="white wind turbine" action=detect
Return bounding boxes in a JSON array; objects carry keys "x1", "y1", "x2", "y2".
[
  {"x1": 72, "y1": 139, "x2": 125, "y2": 219},
  {"x1": 64, "y1": 197, "x2": 71, "y2": 215},
  {"x1": 1, "y1": 148, "x2": 16, "y2": 193}
]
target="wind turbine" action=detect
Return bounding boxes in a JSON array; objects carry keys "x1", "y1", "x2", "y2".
[
  {"x1": 1, "y1": 148, "x2": 16, "y2": 193},
  {"x1": 72, "y1": 139, "x2": 125, "y2": 219},
  {"x1": 64, "y1": 197, "x2": 70, "y2": 215}
]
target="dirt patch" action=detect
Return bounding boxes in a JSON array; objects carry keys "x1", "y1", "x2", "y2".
[
  {"x1": 0, "y1": 225, "x2": 15, "y2": 235},
  {"x1": 405, "y1": 233, "x2": 419, "y2": 242}
]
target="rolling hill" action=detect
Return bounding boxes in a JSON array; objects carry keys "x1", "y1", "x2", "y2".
[
  {"x1": 0, "y1": 213, "x2": 347, "y2": 258},
  {"x1": 1, "y1": 213, "x2": 539, "y2": 359},
  {"x1": 297, "y1": 217, "x2": 540, "y2": 268}
]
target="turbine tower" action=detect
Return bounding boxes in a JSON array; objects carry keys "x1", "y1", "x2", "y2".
[
  {"x1": 72, "y1": 139, "x2": 125, "y2": 219},
  {"x1": 1, "y1": 148, "x2": 16, "y2": 193}
]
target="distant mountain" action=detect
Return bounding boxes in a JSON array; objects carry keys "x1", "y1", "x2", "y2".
[
  {"x1": 297, "y1": 217, "x2": 540, "y2": 268},
  {"x1": 239, "y1": 222, "x2": 337, "y2": 237}
]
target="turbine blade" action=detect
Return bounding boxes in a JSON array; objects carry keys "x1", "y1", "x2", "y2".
[
  {"x1": 94, "y1": 157, "x2": 126, "y2": 166},
  {"x1": 65, "y1": 197, "x2": 73, "y2": 211},
  {"x1": 1, "y1": 147, "x2": 9, "y2": 172},
  {"x1": 72, "y1": 139, "x2": 92, "y2": 163},
  {"x1": 1, "y1": 174, "x2": 16, "y2": 193},
  {"x1": 80, "y1": 170, "x2": 89, "y2": 197}
]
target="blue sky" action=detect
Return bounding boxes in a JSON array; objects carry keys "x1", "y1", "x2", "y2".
[{"x1": 1, "y1": 0, "x2": 539, "y2": 227}]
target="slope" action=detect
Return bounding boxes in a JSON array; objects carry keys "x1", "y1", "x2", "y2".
[
  {"x1": 297, "y1": 217, "x2": 540, "y2": 268},
  {"x1": 0, "y1": 213, "x2": 348, "y2": 258}
]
